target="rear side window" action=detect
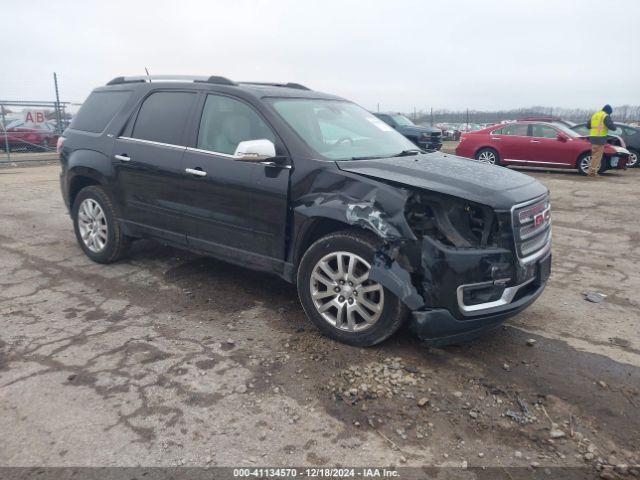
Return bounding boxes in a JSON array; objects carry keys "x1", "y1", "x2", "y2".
[
  {"x1": 132, "y1": 91, "x2": 196, "y2": 145},
  {"x1": 71, "y1": 91, "x2": 131, "y2": 133}
]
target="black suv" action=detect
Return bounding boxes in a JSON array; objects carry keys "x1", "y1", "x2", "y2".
[
  {"x1": 373, "y1": 113, "x2": 443, "y2": 151},
  {"x1": 60, "y1": 75, "x2": 551, "y2": 347}
]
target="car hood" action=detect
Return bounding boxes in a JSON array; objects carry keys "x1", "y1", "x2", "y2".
[
  {"x1": 336, "y1": 151, "x2": 548, "y2": 210},
  {"x1": 398, "y1": 125, "x2": 440, "y2": 135}
]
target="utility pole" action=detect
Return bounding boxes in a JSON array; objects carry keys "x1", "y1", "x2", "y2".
[
  {"x1": 53, "y1": 72, "x2": 62, "y2": 135},
  {"x1": 413, "y1": 106, "x2": 417, "y2": 121},
  {"x1": 466, "y1": 108, "x2": 469, "y2": 132},
  {"x1": 430, "y1": 107, "x2": 433, "y2": 126},
  {"x1": 377, "y1": 102, "x2": 380, "y2": 112}
]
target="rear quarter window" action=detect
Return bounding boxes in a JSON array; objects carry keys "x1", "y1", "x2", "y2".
[{"x1": 70, "y1": 91, "x2": 132, "y2": 133}]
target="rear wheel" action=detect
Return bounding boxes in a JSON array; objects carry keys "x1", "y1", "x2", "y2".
[
  {"x1": 628, "y1": 149, "x2": 639, "y2": 168},
  {"x1": 475, "y1": 148, "x2": 500, "y2": 165},
  {"x1": 72, "y1": 185, "x2": 128, "y2": 263},
  {"x1": 297, "y1": 230, "x2": 407, "y2": 346}
]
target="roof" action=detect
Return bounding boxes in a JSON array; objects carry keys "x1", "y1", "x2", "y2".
[{"x1": 101, "y1": 75, "x2": 343, "y2": 101}]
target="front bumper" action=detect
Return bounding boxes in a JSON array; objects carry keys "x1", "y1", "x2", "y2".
[
  {"x1": 410, "y1": 255, "x2": 548, "y2": 346},
  {"x1": 604, "y1": 153, "x2": 628, "y2": 170},
  {"x1": 410, "y1": 281, "x2": 546, "y2": 346},
  {"x1": 416, "y1": 138, "x2": 443, "y2": 151}
]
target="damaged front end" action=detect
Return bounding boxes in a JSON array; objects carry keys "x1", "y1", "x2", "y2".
[
  {"x1": 404, "y1": 191, "x2": 551, "y2": 345},
  {"x1": 293, "y1": 169, "x2": 551, "y2": 346}
]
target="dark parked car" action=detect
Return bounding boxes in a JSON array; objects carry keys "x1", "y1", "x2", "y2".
[
  {"x1": 455, "y1": 121, "x2": 630, "y2": 175},
  {"x1": 572, "y1": 122, "x2": 640, "y2": 168},
  {"x1": 373, "y1": 113, "x2": 442, "y2": 151},
  {"x1": 1, "y1": 120, "x2": 58, "y2": 151},
  {"x1": 59, "y1": 75, "x2": 551, "y2": 347}
]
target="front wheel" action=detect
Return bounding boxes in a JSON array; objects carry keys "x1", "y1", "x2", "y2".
[
  {"x1": 577, "y1": 153, "x2": 605, "y2": 175},
  {"x1": 627, "y1": 149, "x2": 639, "y2": 168},
  {"x1": 72, "y1": 185, "x2": 128, "y2": 263},
  {"x1": 297, "y1": 230, "x2": 407, "y2": 346},
  {"x1": 475, "y1": 148, "x2": 500, "y2": 165}
]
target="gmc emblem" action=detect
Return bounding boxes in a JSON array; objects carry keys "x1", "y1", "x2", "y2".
[{"x1": 535, "y1": 213, "x2": 544, "y2": 227}]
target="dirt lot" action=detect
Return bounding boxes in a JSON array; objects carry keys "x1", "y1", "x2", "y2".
[{"x1": 0, "y1": 161, "x2": 639, "y2": 477}]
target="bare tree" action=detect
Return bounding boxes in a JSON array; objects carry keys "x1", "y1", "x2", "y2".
[{"x1": 411, "y1": 105, "x2": 640, "y2": 125}]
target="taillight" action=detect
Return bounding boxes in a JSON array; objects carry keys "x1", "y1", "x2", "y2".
[{"x1": 56, "y1": 136, "x2": 65, "y2": 155}]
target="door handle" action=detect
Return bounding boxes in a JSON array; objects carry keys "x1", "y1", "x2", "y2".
[
  {"x1": 490, "y1": 137, "x2": 501, "y2": 140},
  {"x1": 114, "y1": 154, "x2": 130, "y2": 162},
  {"x1": 185, "y1": 167, "x2": 207, "y2": 177},
  {"x1": 530, "y1": 140, "x2": 540, "y2": 143}
]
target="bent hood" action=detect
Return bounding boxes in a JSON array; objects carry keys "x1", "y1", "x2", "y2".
[{"x1": 336, "y1": 151, "x2": 547, "y2": 210}]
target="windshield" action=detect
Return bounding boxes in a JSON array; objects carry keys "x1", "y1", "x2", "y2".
[
  {"x1": 552, "y1": 122, "x2": 580, "y2": 138},
  {"x1": 5, "y1": 120, "x2": 24, "y2": 129},
  {"x1": 269, "y1": 99, "x2": 418, "y2": 160},
  {"x1": 391, "y1": 114, "x2": 414, "y2": 127}
]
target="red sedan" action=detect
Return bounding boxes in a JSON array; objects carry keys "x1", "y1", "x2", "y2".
[
  {"x1": 0, "y1": 120, "x2": 58, "y2": 151},
  {"x1": 455, "y1": 121, "x2": 630, "y2": 175}
]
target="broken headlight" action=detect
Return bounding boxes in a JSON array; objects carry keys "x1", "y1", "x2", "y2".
[{"x1": 405, "y1": 192, "x2": 498, "y2": 248}]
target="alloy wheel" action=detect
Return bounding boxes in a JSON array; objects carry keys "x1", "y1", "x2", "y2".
[
  {"x1": 309, "y1": 251, "x2": 384, "y2": 332},
  {"x1": 77, "y1": 198, "x2": 108, "y2": 253},
  {"x1": 580, "y1": 155, "x2": 591, "y2": 174},
  {"x1": 478, "y1": 150, "x2": 496, "y2": 164},
  {"x1": 628, "y1": 151, "x2": 638, "y2": 168}
]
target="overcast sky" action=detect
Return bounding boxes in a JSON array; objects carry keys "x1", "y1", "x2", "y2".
[{"x1": 4, "y1": 0, "x2": 639, "y2": 112}]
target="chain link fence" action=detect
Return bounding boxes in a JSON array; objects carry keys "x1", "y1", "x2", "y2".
[{"x1": 1, "y1": 73, "x2": 70, "y2": 163}]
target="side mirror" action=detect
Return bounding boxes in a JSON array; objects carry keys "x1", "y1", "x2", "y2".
[
  {"x1": 234, "y1": 139, "x2": 276, "y2": 161},
  {"x1": 557, "y1": 134, "x2": 566, "y2": 142}
]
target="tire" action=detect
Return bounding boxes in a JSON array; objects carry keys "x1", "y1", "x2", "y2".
[
  {"x1": 577, "y1": 152, "x2": 605, "y2": 175},
  {"x1": 72, "y1": 185, "x2": 128, "y2": 263},
  {"x1": 475, "y1": 147, "x2": 500, "y2": 165},
  {"x1": 628, "y1": 149, "x2": 639, "y2": 168},
  {"x1": 297, "y1": 230, "x2": 408, "y2": 346}
]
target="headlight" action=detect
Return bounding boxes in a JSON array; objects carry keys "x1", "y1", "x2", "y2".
[
  {"x1": 421, "y1": 132, "x2": 432, "y2": 139},
  {"x1": 405, "y1": 192, "x2": 498, "y2": 248}
]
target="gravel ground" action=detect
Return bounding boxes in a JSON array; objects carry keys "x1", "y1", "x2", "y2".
[{"x1": 0, "y1": 162, "x2": 638, "y2": 477}]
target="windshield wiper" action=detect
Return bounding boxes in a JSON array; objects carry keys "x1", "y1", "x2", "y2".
[
  {"x1": 392, "y1": 149, "x2": 423, "y2": 157},
  {"x1": 350, "y1": 154, "x2": 391, "y2": 160},
  {"x1": 350, "y1": 149, "x2": 424, "y2": 161}
]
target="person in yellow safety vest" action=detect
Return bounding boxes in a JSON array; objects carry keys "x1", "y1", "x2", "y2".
[{"x1": 585, "y1": 105, "x2": 616, "y2": 177}]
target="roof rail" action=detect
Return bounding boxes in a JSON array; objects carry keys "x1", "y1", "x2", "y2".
[
  {"x1": 240, "y1": 81, "x2": 311, "y2": 91},
  {"x1": 106, "y1": 75, "x2": 237, "y2": 86}
]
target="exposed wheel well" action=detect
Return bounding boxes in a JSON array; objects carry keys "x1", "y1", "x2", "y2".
[
  {"x1": 294, "y1": 218, "x2": 362, "y2": 270},
  {"x1": 69, "y1": 175, "x2": 100, "y2": 208}
]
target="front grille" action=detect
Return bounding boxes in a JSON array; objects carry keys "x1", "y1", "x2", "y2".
[{"x1": 512, "y1": 195, "x2": 551, "y2": 260}]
